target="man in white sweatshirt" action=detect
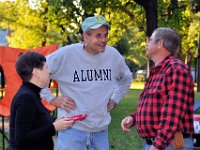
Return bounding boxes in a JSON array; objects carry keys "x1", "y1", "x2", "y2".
[{"x1": 41, "y1": 15, "x2": 132, "y2": 150}]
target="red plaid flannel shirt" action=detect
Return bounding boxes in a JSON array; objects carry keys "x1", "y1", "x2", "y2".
[{"x1": 131, "y1": 55, "x2": 194, "y2": 149}]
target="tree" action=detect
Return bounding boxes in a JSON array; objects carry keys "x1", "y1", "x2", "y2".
[
  {"x1": 0, "y1": 0, "x2": 199, "y2": 70},
  {"x1": 0, "y1": 0, "x2": 83, "y2": 48}
]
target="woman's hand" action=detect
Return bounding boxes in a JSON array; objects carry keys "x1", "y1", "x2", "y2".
[{"x1": 53, "y1": 117, "x2": 74, "y2": 131}]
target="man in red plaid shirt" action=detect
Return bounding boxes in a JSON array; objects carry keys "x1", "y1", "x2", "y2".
[{"x1": 121, "y1": 27, "x2": 194, "y2": 150}]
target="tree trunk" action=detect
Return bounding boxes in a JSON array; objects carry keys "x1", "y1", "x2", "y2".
[
  {"x1": 197, "y1": 34, "x2": 200, "y2": 91},
  {"x1": 41, "y1": 2, "x2": 49, "y2": 46},
  {"x1": 134, "y1": 0, "x2": 158, "y2": 74},
  {"x1": 185, "y1": 48, "x2": 192, "y2": 68},
  {"x1": 134, "y1": 0, "x2": 158, "y2": 37},
  {"x1": 168, "y1": 0, "x2": 178, "y2": 21}
]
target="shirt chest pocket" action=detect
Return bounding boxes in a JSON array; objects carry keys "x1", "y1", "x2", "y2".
[
  {"x1": 138, "y1": 87, "x2": 166, "y2": 119},
  {"x1": 140, "y1": 86, "x2": 166, "y2": 101}
]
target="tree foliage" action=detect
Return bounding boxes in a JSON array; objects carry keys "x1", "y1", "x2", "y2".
[{"x1": 0, "y1": 0, "x2": 199, "y2": 68}]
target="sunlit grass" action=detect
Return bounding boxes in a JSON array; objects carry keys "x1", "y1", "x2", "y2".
[{"x1": 130, "y1": 81, "x2": 144, "y2": 90}]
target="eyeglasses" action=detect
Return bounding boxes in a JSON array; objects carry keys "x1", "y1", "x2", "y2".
[{"x1": 146, "y1": 38, "x2": 153, "y2": 43}]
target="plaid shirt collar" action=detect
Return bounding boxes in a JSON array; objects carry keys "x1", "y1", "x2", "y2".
[{"x1": 151, "y1": 54, "x2": 174, "y2": 74}]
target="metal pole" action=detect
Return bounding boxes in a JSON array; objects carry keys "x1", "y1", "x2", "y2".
[{"x1": 197, "y1": 33, "x2": 200, "y2": 92}]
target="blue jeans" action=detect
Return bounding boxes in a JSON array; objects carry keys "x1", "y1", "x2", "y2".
[
  {"x1": 57, "y1": 128, "x2": 109, "y2": 150},
  {"x1": 143, "y1": 136, "x2": 193, "y2": 150}
]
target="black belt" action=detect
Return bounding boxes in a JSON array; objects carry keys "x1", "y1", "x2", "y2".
[
  {"x1": 145, "y1": 137, "x2": 155, "y2": 145},
  {"x1": 182, "y1": 132, "x2": 190, "y2": 138},
  {"x1": 145, "y1": 132, "x2": 191, "y2": 145}
]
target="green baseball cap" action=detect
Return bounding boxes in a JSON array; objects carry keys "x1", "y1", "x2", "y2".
[{"x1": 82, "y1": 15, "x2": 110, "y2": 32}]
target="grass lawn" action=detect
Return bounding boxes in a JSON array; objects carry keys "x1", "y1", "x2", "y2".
[{"x1": 109, "y1": 89, "x2": 143, "y2": 150}]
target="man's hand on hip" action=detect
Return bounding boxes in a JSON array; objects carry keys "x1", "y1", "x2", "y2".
[
  {"x1": 50, "y1": 97, "x2": 77, "y2": 112},
  {"x1": 107, "y1": 99, "x2": 117, "y2": 112}
]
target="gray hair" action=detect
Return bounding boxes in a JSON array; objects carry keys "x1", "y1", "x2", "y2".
[{"x1": 154, "y1": 27, "x2": 180, "y2": 54}]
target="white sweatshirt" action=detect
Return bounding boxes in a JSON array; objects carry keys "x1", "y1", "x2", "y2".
[{"x1": 41, "y1": 43, "x2": 132, "y2": 132}]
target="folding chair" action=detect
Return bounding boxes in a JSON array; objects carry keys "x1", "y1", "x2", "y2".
[
  {"x1": 52, "y1": 80, "x2": 59, "y2": 97},
  {"x1": 42, "y1": 80, "x2": 59, "y2": 118},
  {"x1": 0, "y1": 65, "x2": 8, "y2": 150},
  {"x1": 0, "y1": 65, "x2": 5, "y2": 98},
  {"x1": 0, "y1": 46, "x2": 23, "y2": 150}
]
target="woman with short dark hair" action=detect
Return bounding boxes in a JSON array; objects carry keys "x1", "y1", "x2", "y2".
[{"x1": 8, "y1": 51, "x2": 74, "y2": 150}]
